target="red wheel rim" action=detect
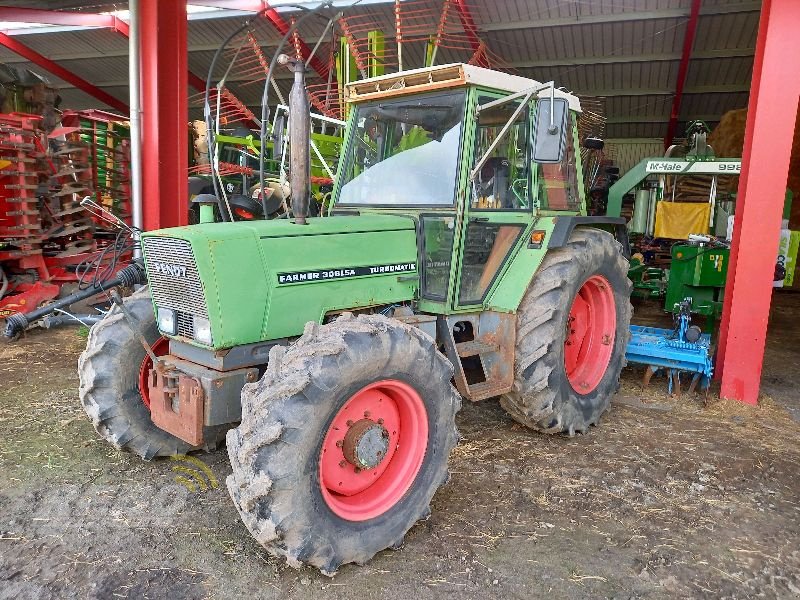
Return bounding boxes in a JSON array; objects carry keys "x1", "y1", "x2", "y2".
[
  {"x1": 319, "y1": 380, "x2": 428, "y2": 522},
  {"x1": 564, "y1": 275, "x2": 617, "y2": 394},
  {"x1": 138, "y1": 336, "x2": 169, "y2": 410}
]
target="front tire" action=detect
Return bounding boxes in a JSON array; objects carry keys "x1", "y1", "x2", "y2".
[
  {"x1": 226, "y1": 313, "x2": 461, "y2": 575},
  {"x1": 500, "y1": 228, "x2": 632, "y2": 434},
  {"x1": 78, "y1": 287, "x2": 227, "y2": 459}
]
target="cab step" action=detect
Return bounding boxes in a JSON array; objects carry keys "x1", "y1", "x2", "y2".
[
  {"x1": 455, "y1": 340, "x2": 499, "y2": 358},
  {"x1": 466, "y1": 380, "x2": 512, "y2": 401}
]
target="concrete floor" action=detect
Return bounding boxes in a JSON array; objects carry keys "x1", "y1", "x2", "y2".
[{"x1": 2, "y1": 293, "x2": 800, "y2": 599}]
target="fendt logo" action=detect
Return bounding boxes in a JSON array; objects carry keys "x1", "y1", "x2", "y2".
[{"x1": 151, "y1": 261, "x2": 187, "y2": 278}]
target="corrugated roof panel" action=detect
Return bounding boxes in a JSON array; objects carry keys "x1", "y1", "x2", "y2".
[
  {"x1": 606, "y1": 119, "x2": 721, "y2": 140},
  {"x1": 680, "y1": 91, "x2": 750, "y2": 119},
  {"x1": 515, "y1": 61, "x2": 679, "y2": 96},
  {"x1": 472, "y1": 0, "x2": 689, "y2": 23},
  {"x1": 47, "y1": 55, "x2": 131, "y2": 85},
  {"x1": 685, "y1": 56, "x2": 753, "y2": 87},
  {"x1": 56, "y1": 85, "x2": 128, "y2": 111},
  {"x1": 483, "y1": 18, "x2": 686, "y2": 65},
  {"x1": 694, "y1": 11, "x2": 759, "y2": 51},
  {"x1": 606, "y1": 94, "x2": 674, "y2": 118}
]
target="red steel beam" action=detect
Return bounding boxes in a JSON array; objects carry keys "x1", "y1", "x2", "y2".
[
  {"x1": 139, "y1": 0, "x2": 188, "y2": 230},
  {"x1": 663, "y1": 0, "x2": 701, "y2": 149},
  {"x1": 454, "y1": 0, "x2": 483, "y2": 53},
  {"x1": 0, "y1": 31, "x2": 129, "y2": 114},
  {"x1": 716, "y1": 0, "x2": 800, "y2": 404}
]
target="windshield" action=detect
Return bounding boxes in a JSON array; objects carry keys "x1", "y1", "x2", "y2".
[{"x1": 338, "y1": 90, "x2": 467, "y2": 206}]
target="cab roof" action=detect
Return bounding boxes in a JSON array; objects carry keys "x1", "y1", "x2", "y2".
[{"x1": 345, "y1": 63, "x2": 582, "y2": 112}]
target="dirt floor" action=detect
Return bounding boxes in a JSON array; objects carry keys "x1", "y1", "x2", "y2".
[{"x1": 2, "y1": 294, "x2": 800, "y2": 599}]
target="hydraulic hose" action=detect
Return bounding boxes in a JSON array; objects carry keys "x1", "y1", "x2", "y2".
[{"x1": 3, "y1": 261, "x2": 147, "y2": 339}]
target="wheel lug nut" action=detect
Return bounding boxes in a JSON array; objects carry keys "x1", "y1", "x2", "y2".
[
  {"x1": 339, "y1": 460, "x2": 347, "y2": 468},
  {"x1": 354, "y1": 467, "x2": 362, "y2": 474},
  {"x1": 377, "y1": 418, "x2": 384, "y2": 425},
  {"x1": 346, "y1": 419, "x2": 353, "y2": 427},
  {"x1": 364, "y1": 410, "x2": 370, "y2": 418},
  {"x1": 336, "y1": 440, "x2": 343, "y2": 448}
]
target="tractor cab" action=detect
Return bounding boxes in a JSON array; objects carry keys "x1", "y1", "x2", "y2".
[{"x1": 332, "y1": 63, "x2": 585, "y2": 314}]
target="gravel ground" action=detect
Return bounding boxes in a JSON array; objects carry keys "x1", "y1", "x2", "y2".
[{"x1": 1, "y1": 293, "x2": 800, "y2": 599}]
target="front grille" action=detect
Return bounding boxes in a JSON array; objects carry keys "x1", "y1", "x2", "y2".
[
  {"x1": 142, "y1": 237, "x2": 208, "y2": 339},
  {"x1": 175, "y1": 311, "x2": 195, "y2": 338}
]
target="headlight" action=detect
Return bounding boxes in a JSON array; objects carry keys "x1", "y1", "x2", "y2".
[
  {"x1": 193, "y1": 315, "x2": 213, "y2": 345},
  {"x1": 156, "y1": 307, "x2": 176, "y2": 335}
]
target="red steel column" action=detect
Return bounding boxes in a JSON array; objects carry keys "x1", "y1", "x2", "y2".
[
  {"x1": 663, "y1": 0, "x2": 701, "y2": 149},
  {"x1": 717, "y1": 0, "x2": 800, "y2": 403},
  {"x1": 139, "y1": 0, "x2": 188, "y2": 230}
]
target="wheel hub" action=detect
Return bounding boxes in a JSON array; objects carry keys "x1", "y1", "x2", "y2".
[
  {"x1": 342, "y1": 419, "x2": 389, "y2": 470},
  {"x1": 318, "y1": 379, "x2": 429, "y2": 522}
]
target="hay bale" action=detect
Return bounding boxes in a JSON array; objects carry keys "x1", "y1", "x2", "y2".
[
  {"x1": 708, "y1": 109, "x2": 748, "y2": 158},
  {"x1": 789, "y1": 108, "x2": 800, "y2": 225},
  {"x1": 709, "y1": 107, "x2": 800, "y2": 229}
]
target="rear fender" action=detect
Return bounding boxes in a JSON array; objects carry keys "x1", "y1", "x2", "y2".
[{"x1": 549, "y1": 216, "x2": 630, "y2": 258}]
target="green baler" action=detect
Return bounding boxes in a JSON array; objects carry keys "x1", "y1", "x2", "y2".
[{"x1": 665, "y1": 242, "x2": 729, "y2": 327}]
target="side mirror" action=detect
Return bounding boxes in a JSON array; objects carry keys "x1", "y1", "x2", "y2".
[
  {"x1": 532, "y1": 97, "x2": 568, "y2": 163},
  {"x1": 583, "y1": 137, "x2": 604, "y2": 151},
  {"x1": 272, "y1": 113, "x2": 286, "y2": 162}
]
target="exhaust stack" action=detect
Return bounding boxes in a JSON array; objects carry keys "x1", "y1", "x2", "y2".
[{"x1": 278, "y1": 54, "x2": 311, "y2": 225}]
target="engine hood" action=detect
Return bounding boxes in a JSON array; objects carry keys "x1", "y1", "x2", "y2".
[{"x1": 141, "y1": 214, "x2": 420, "y2": 349}]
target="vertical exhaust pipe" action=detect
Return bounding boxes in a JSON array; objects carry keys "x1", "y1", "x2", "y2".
[{"x1": 278, "y1": 54, "x2": 311, "y2": 225}]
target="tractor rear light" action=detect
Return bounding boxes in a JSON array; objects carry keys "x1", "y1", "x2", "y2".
[
  {"x1": 156, "y1": 307, "x2": 177, "y2": 335},
  {"x1": 193, "y1": 315, "x2": 213, "y2": 345}
]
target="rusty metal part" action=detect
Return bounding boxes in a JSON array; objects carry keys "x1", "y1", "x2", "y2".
[
  {"x1": 278, "y1": 53, "x2": 311, "y2": 225},
  {"x1": 342, "y1": 418, "x2": 389, "y2": 470},
  {"x1": 688, "y1": 372, "x2": 702, "y2": 395},
  {"x1": 437, "y1": 311, "x2": 516, "y2": 402},
  {"x1": 642, "y1": 365, "x2": 657, "y2": 388},
  {"x1": 671, "y1": 370, "x2": 681, "y2": 397},
  {"x1": 148, "y1": 363, "x2": 205, "y2": 446}
]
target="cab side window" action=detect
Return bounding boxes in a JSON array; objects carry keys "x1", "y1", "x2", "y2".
[
  {"x1": 471, "y1": 97, "x2": 530, "y2": 210},
  {"x1": 536, "y1": 112, "x2": 580, "y2": 211}
]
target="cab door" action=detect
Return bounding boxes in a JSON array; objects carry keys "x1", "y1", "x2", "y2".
[{"x1": 453, "y1": 93, "x2": 532, "y2": 309}]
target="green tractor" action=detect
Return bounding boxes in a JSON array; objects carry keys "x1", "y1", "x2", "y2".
[{"x1": 78, "y1": 62, "x2": 632, "y2": 574}]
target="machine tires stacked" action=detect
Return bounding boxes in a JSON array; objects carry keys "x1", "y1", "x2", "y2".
[
  {"x1": 226, "y1": 313, "x2": 461, "y2": 575},
  {"x1": 501, "y1": 229, "x2": 632, "y2": 434}
]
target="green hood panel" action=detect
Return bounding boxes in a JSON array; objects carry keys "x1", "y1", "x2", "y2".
[
  {"x1": 141, "y1": 215, "x2": 419, "y2": 349},
  {"x1": 159, "y1": 213, "x2": 415, "y2": 240}
]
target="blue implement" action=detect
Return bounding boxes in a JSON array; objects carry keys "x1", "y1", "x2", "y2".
[{"x1": 626, "y1": 324, "x2": 713, "y2": 394}]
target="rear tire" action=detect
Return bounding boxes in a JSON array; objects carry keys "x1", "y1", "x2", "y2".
[
  {"x1": 78, "y1": 287, "x2": 227, "y2": 460},
  {"x1": 226, "y1": 313, "x2": 460, "y2": 575},
  {"x1": 500, "y1": 228, "x2": 632, "y2": 434}
]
